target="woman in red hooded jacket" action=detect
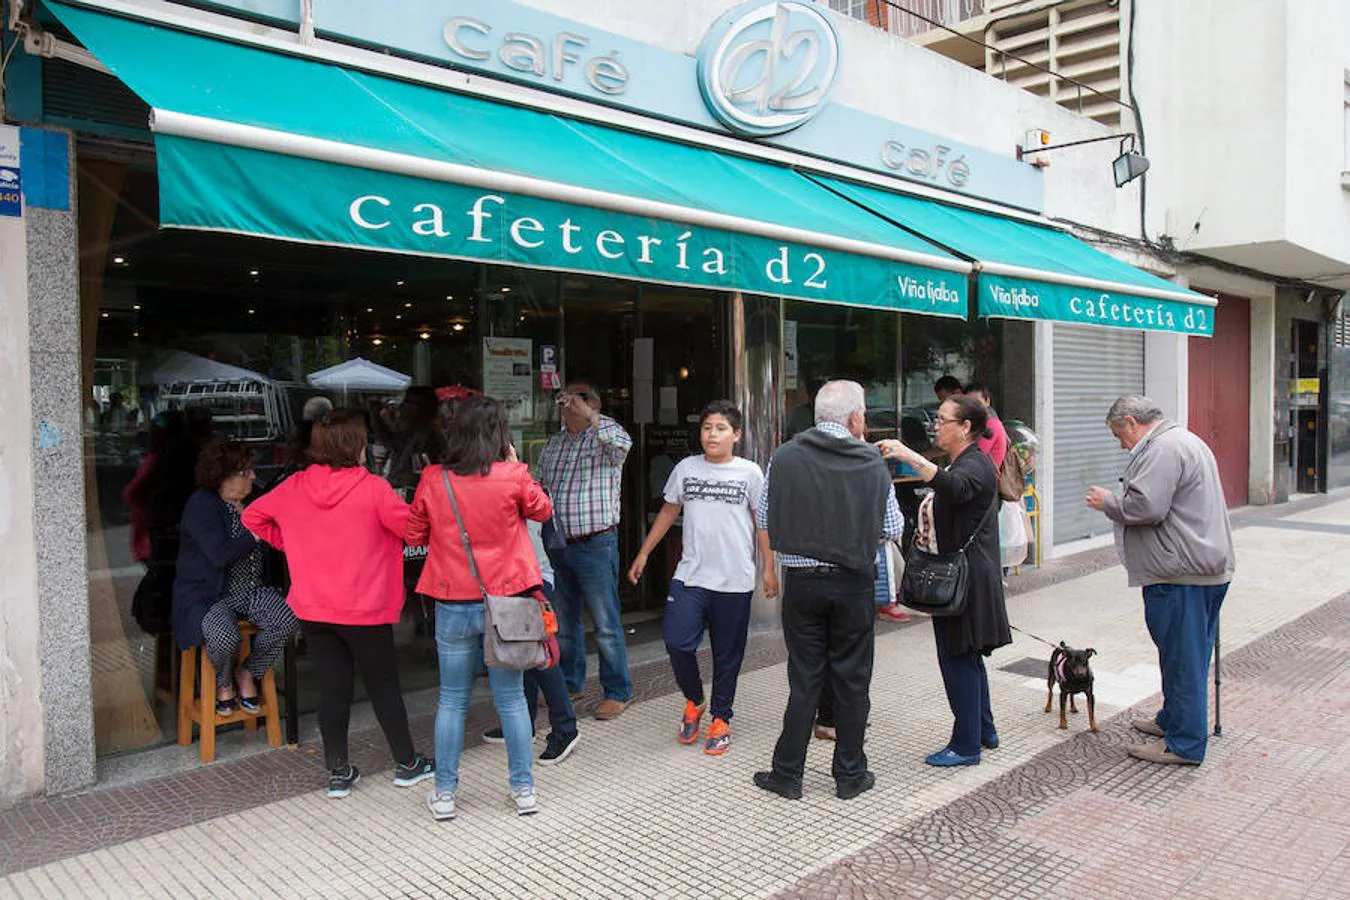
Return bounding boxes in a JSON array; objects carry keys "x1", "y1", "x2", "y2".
[{"x1": 242, "y1": 409, "x2": 433, "y2": 800}]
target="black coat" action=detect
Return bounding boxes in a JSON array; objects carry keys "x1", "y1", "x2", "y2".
[
  {"x1": 171, "y1": 490, "x2": 256, "y2": 649},
  {"x1": 929, "y1": 444, "x2": 1012, "y2": 657}
]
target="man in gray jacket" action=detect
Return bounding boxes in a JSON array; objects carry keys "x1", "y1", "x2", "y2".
[{"x1": 1086, "y1": 395, "x2": 1235, "y2": 766}]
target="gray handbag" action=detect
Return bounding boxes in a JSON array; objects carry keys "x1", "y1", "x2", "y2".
[{"x1": 441, "y1": 469, "x2": 547, "y2": 671}]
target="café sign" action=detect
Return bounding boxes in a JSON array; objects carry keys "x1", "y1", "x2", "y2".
[{"x1": 196, "y1": 0, "x2": 1045, "y2": 211}]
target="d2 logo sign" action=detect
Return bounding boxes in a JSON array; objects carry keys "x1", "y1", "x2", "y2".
[{"x1": 697, "y1": 1, "x2": 840, "y2": 137}]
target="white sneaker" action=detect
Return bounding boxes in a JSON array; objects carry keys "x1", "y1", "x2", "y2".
[
  {"x1": 427, "y1": 790, "x2": 456, "y2": 821},
  {"x1": 509, "y1": 786, "x2": 539, "y2": 816}
]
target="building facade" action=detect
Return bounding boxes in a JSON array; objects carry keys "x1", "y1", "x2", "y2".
[{"x1": 0, "y1": 0, "x2": 1269, "y2": 802}]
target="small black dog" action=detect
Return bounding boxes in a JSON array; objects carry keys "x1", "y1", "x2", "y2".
[{"x1": 1045, "y1": 642, "x2": 1098, "y2": 732}]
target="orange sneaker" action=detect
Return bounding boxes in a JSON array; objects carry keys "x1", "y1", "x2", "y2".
[
  {"x1": 678, "y1": 700, "x2": 705, "y2": 744},
  {"x1": 704, "y1": 718, "x2": 731, "y2": 756}
]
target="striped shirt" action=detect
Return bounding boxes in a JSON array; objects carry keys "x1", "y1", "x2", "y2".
[
  {"x1": 756, "y1": 422, "x2": 903, "y2": 569},
  {"x1": 536, "y1": 415, "x2": 633, "y2": 539}
]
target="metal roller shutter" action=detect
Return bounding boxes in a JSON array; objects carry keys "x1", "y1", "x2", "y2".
[{"x1": 1052, "y1": 324, "x2": 1145, "y2": 544}]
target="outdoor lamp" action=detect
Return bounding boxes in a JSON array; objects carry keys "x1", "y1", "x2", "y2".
[{"x1": 1112, "y1": 135, "x2": 1150, "y2": 188}]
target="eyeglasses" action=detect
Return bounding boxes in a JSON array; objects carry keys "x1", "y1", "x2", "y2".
[
  {"x1": 935, "y1": 416, "x2": 962, "y2": 427},
  {"x1": 233, "y1": 468, "x2": 256, "y2": 477}
]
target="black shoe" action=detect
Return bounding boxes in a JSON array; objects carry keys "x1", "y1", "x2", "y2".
[
  {"x1": 836, "y1": 771, "x2": 876, "y2": 800},
  {"x1": 752, "y1": 771, "x2": 802, "y2": 800},
  {"x1": 982, "y1": 733, "x2": 1000, "y2": 750},
  {"x1": 392, "y1": 755, "x2": 434, "y2": 787},
  {"x1": 238, "y1": 695, "x2": 261, "y2": 714},
  {"x1": 539, "y1": 731, "x2": 580, "y2": 765},
  {"x1": 327, "y1": 764, "x2": 360, "y2": 799},
  {"x1": 482, "y1": 727, "x2": 506, "y2": 744}
]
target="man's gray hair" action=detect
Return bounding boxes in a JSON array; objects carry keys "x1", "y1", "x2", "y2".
[
  {"x1": 1106, "y1": 395, "x2": 1164, "y2": 425},
  {"x1": 814, "y1": 380, "x2": 866, "y2": 426}
]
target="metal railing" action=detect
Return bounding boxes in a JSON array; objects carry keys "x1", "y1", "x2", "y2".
[{"x1": 887, "y1": 0, "x2": 987, "y2": 38}]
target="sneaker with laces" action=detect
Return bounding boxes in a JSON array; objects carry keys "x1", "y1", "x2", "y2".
[
  {"x1": 393, "y1": 754, "x2": 434, "y2": 787},
  {"x1": 509, "y1": 786, "x2": 539, "y2": 816},
  {"x1": 704, "y1": 718, "x2": 731, "y2": 756},
  {"x1": 327, "y1": 764, "x2": 360, "y2": 799},
  {"x1": 426, "y1": 790, "x2": 456, "y2": 821},
  {"x1": 678, "y1": 700, "x2": 705, "y2": 744},
  {"x1": 539, "y1": 731, "x2": 579, "y2": 765}
]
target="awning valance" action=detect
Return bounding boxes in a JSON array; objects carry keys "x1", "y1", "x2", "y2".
[
  {"x1": 814, "y1": 175, "x2": 1217, "y2": 336},
  {"x1": 49, "y1": 2, "x2": 972, "y2": 317}
]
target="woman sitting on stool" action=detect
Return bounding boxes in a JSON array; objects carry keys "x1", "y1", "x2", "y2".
[{"x1": 172, "y1": 439, "x2": 298, "y2": 715}]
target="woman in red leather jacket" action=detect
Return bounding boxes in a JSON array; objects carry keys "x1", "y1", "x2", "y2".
[{"x1": 406, "y1": 396, "x2": 553, "y2": 821}]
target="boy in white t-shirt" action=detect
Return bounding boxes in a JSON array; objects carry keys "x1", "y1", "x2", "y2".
[{"x1": 627, "y1": 400, "x2": 765, "y2": 755}]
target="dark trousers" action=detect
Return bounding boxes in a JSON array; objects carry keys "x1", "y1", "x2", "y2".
[
  {"x1": 663, "y1": 580, "x2": 754, "y2": 722},
  {"x1": 300, "y1": 620, "x2": 416, "y2": 771},
  {"x1": 524, "y1": 584, "x2": 578, "y2": 738},
  {"x1": 933, "y1": 620, "x2": 997, "y2": 757},
  {"x1": 771, "y1": 567, "x2": 875, "y2": 784}
]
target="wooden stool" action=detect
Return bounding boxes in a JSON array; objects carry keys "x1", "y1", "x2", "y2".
[{"x1": 177, "y1": 620, "x2": 282, "y2": 762}]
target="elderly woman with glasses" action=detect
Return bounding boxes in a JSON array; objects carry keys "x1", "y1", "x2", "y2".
[
  {"x1": 877, "y1": 393, "x2": 1011, "y2": 767},
  {"x1": 172, "y1": 438, "x2": 298, "y2": 716}
]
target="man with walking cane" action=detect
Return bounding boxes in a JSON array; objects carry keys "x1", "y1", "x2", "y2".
[{"x1": 1085, "y1": 395, "x2": 1234, "y2": 766}]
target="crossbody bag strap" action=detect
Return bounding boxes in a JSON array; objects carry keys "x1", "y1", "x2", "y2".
[
  {"x1": 441, "y1": 468, "x2": 490, "y2": 602},
  {"x1": 958, "y1": 491, "x2": 1000, "y2": 554}
]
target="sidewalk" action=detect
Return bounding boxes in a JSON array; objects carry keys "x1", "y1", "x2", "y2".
[{"x1": 2, "y1": 495, "x2": 1350, "y2": 898}]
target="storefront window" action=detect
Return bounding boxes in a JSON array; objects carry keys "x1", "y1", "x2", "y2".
[
  {"x1": 81, "y1": 161, "x2": 731, "y2": 756},
  {"x1": 782, "y1": 300, "x2": 899, "y2": 442}
]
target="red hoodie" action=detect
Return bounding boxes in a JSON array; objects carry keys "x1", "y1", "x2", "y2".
[{"x1": 242, "y1": 466, "x2": 410, "y2": 625}]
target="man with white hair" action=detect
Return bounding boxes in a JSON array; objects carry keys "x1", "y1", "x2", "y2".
[
  {"x1": 752, "y1": 380, "x2": 902, "y2": 800},
  {"x1": 1086, "y1": 395, "x2": 1235, "y2": 766}
]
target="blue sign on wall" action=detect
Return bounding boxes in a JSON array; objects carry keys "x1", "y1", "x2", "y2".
[{"x1": 0, "y1": 125, "x2": 20, "y2": 217}]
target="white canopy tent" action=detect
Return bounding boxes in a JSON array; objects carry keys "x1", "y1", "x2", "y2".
[
  {"x1": 150, "y1": 350, "x2": 271, "y2": 385},
  {"x1": 306, "y1": 357, "x2": 412, "y2": 393}
]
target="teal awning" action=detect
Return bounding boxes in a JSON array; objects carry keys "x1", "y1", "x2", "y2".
[
  {"x1": 814, "y1": 175, "x2": 1216, "y2": 336},
  {"x1": 48, "y1": 3, "x2": 972, "y2": 316}
]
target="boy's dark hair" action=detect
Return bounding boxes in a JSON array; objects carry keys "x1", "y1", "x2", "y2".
[
  {"x1": 442, "y1": 395, "x2": 512, "y2": 476},
  {"x1": 700, "y1": 399, "x2": 743, "y2": 432}
]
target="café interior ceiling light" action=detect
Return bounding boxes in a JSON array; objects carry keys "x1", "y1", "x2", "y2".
[
  {"x1": 112, "y1": 255, "x2": 125, "y2": 264},
  {"x1": 452, "y1": 322, "x2": 465, "y2": 332}
]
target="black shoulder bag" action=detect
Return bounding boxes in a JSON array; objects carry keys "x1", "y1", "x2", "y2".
[{"x1": 899, "y1": 494, "x2": 997, "y2": 618}]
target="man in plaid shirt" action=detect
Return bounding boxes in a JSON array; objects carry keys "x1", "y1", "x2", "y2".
[{"x1": 536, "y1": 380, "x2": 634, "y2": 720}]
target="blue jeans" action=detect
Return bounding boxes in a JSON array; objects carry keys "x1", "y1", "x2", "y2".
[
  {"x1": 663, "y1": 580, "x2": 752, "y2": 722},
  {"x1": 1143, "y1": 582, "x2": 1227, "y2": 761},
  {"x1": 546, "y1": 530, "x2": 633, "y2": 702},
  {"x1": 933, "y1": 620, "x2": 997, "y2": 758},
  {"x1": 433, "y1": 603, "x2": 533, "y2": 795}
]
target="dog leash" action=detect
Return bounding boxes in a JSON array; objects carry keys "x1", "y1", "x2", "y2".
[{"x1": 1009, "y1": 624, "x2": 1061, "y2": 650}]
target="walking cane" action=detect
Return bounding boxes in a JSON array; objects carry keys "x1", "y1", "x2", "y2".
[{"x1": 1212, "y1": 613, "x2": 1222, "y2": 737}]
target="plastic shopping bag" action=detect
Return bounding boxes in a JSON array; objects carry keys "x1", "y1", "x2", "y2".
[{"x1": 998, "y1": 499, "x2": 1029, "y2": 568}]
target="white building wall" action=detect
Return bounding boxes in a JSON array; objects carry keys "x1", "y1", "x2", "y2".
[{"x1": 1134, "y1": 0, "x2": 1350, "y2": 285}]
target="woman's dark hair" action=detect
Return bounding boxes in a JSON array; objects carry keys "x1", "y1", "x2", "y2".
[
  {"x1": 442, "y1": 396, "x2": 511, "y2": 476},
  {"x1": 401, "y1": 385, "x2": 442, "y2": 427},
  {"x1": 700, "y1": 399, "x2": 743, "y2": 432},
  {"x1": 194, "y1": 439, "x2": 254, "y2": 492},
  {"x1": 934, "y1": 375, "x2": 962, "y2": 395},
  {"x1": 945, "y1": 394, "x2": 991, "y2": 442},
  {"x1": 963, "y1": 381, "x2": 993, "y2": 404},
  {"x1": 308, "y1": 409, "x2": 369, "y2": 468}
]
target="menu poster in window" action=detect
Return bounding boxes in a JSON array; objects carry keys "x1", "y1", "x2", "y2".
[
  {"x1": 483, "y1": 337, "x2": 534, "y2": 424},
  {"x1": 784, "y1": 320, "x2": 798, "y2": 391}
]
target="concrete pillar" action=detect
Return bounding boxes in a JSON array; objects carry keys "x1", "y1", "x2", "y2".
[{"x1": 1249, "y1": 291, "x2": 1278, "y2": 504}]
